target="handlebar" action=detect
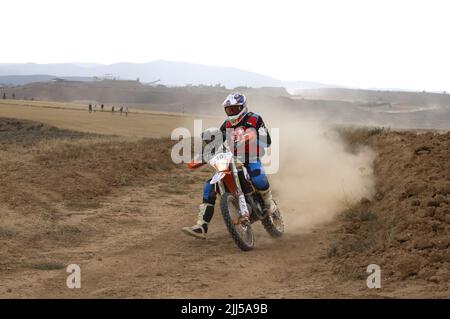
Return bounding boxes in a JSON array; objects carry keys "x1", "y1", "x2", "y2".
[{"x1": 186, "y1": 132, "x2": 256, "y2": 170}]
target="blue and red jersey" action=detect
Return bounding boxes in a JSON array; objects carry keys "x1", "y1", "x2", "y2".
[{"x1": 219, "y1": 112, "x2": 272, "y2": 161}]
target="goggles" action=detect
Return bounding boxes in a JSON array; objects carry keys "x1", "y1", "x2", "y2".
[{"x1": 224, "y1": 105, "x2": 243, "y2": 116}]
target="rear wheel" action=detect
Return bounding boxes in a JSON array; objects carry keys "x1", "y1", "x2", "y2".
[
  {"x1": 220, "y1": 192, "x2": 254, "y2": 251},
  {"x1": 261, "y1": 202, "x2": 284, "y2": 238}
]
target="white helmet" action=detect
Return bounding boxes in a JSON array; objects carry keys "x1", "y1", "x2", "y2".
[{"x1": 222, "y1": 93, "x2": 248, "y2": 126}]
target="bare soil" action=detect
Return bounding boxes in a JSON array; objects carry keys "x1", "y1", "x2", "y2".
[
  {"x1": 328, "y1": 129, "x2": 450, "y2": 295},
  {"x1": 0, "y1": 115, "x2": 448, "y2": 298}
]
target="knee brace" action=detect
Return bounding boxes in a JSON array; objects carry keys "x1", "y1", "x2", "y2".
[{"x1": 246, "y1": 162, "x2": 270, "y2": 191}]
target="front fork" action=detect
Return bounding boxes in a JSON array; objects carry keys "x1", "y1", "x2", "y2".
[{"x1": 218, "y1": 161, "x2": 250, "y2": 221}]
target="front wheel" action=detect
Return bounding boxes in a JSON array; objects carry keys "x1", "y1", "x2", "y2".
[
  {"x1": 261, "y1": 202, "x2": 285, "y2": 238},
  {"x1": 220, "y1": 192, "x2": 254, "y2": 251}
]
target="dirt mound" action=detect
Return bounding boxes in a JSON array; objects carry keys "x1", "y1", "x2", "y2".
[
  {"x1": 0, "y1": 117, "x2": 97, "y2": 146},
  {"x1": 329, "y1": 129, "x2": 450, "y2": 289},
  {"x1": 0, "y1": 118, "x2": 177, "y2": 269},
  {"x1": 0, "y1": 120, "x2": 175, "y2": 211}
]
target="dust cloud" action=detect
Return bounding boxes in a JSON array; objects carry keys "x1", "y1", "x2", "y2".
[{"x1": 264, "y1": 111, "x2": 376, "y2": 231}]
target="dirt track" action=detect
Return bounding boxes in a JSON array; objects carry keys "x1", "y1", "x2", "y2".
[
  {"x1": 2, "y1": 167, "x2": 441, "y2": 298},
  {"x1": 0, "y1": 172, "x2": 334, "y2": 298},
  {"x1": 0, "y1": 166, "x2": 394, "y2": 299},
  {"x1": 0, "y1": 103, "x2": 448, "y2": 298}
]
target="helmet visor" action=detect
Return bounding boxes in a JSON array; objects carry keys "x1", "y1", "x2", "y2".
[{"x1": 224, "y1": 105, "x2": 243, "y2": 116}]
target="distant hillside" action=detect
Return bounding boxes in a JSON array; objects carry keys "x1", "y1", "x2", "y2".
[
  {"x1": 0, "y1": 80, "x2": 291, "y2": 115},
  {"x1": 0, "y1": 61, "x2": 333, "y2": 89},
  {"x1": 295, "y1": 88, "x2": 450, "y2": 107},
  {"x1": 2, "y1": 80, "x2": 450, "y2": 130},
  {"x1": 0, "y1": 75, "x2": 92, "y2": 86}
]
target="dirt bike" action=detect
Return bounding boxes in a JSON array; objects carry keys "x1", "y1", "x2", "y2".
[{"x1": 200, "y1": 145, "x2": 285, "y2": 251}]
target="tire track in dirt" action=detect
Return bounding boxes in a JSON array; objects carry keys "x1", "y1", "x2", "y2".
[
  {"x1": 1, "y1": 166, "x2": 351, "y2": 298},
  {"x1": 3, "y1": 164, "x2": 425, "y2": 298}
]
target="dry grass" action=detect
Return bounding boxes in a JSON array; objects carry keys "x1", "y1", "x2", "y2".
[
  {"x1": 335, "y1": 126, "x2": 387, "y2": 154},
  {"x1": 0, "y1": 101, "x2": 201, "y2": 138},
  {"x1": 30, "y1": 262, "x2": 66, "y2": 271},
  {"x1": 0, "y1": 220, "x2": 19, "y2": 238},
  {"x1": 0, "y1": 118, "x2": 178, "y2": 270},
  {"x1": 327, "y1": 205, "x2": 381, "y2": 257},
  {"x1": 1, "y1": 136, "x2": 176, "y2": 209}
]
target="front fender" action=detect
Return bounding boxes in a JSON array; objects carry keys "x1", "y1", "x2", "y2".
[{"x1": 210, "y1": 172, "x2": 226, "y2": 184}]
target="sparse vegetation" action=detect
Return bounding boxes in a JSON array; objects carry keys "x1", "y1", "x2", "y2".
[
  {"x1": 0, "y1": 224, "x2": 18, "y2": 238},
  {"x1": 340, "y1": 207, "x2": 378, "y2": 222},
  {"x1": 328, "y1": 205, "x2": 382, "y2": 258},
  {"x1": 0, "y1": 118, "x2": 177, "y2": 271},
  {"x1": 65, "y1": 199, "x2": 101, "y2": 210},
  {"x1": 30, "y1": 262, "x2": 65, "y2": 271},
  {"x1": 335, "y1": 126, "x2": 387, "y2": 154}
]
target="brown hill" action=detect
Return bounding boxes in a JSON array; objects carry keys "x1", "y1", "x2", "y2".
[{"x1": 329, "y1": 128, "x2": 450, "y2": 290}]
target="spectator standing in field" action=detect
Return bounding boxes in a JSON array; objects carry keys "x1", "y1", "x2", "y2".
[
  {"x1": 119, "y1": 106, "x2": 123, "y2": 115},
  {"x1": 112, "y1": 106, "x2": 115, "y2": 114},
  {"x1": 101, "y1": 104, "x2": 104, "y2": 112},
  {"x1": 88, "y1": 104, "x2": 92, "y2": 113}
]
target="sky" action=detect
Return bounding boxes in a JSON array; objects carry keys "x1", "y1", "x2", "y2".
[{"x1": 1, "y1": 0, "x2": 449, "y2": 91}]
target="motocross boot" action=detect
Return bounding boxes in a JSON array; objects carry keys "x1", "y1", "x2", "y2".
[
  {"x1": 182, "y1": 203, "x2": 214, "y2": 239},
  {"x1": 260, "y1": 188, "x2": 277, "y2": 215}
]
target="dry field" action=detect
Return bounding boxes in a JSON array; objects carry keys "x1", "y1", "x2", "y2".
[
  {"x1": 0, "y1": 101, "x2": 448, "y2": 298},
  {"x1": 0, "y1": 100, "x2": 216, "y2": 138}
]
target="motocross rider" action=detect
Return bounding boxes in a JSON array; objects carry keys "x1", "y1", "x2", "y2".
[{"x1": 182, "y1": 93, "x2": 277, "y2": 239}]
